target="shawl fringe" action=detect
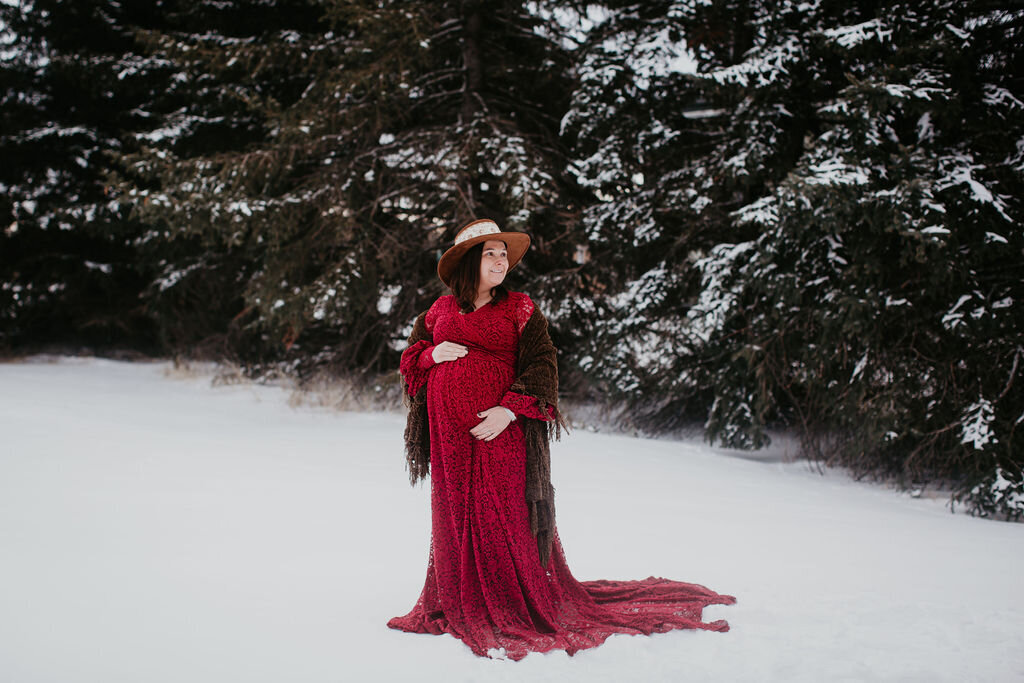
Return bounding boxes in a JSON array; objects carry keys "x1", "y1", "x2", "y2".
[{"x1": 402, "y1": 312, "x2": 432, "y2": 485}]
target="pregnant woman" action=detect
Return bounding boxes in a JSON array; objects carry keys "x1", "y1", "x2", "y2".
[{"x1": 388, "y1": 218, "x2": 736, "y2": 660}]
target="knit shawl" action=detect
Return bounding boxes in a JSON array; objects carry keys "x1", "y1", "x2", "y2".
[{"x1": 401, "y1": 304, "x2": 566, "y2": 568}]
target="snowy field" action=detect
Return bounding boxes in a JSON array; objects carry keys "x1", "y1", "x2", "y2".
[{"x1": 1, "y1": 356, "x2": 1022, "y2": 683}]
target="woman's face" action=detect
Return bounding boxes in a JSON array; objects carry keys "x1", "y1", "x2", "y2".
[{"x1": 478, "y1": 239, "x2": 509, "y2": 291}]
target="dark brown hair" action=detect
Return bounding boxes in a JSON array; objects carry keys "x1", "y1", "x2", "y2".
[{"x1": 448, "y1": 242, "x2": 509, "y2": 313}]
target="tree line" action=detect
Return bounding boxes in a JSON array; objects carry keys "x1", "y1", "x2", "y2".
[{"x1": 2, "y1": 0, "x2": 1021, "y2": 518}]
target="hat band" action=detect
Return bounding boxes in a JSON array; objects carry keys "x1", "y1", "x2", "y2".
[{"x1": 455, "y1": 220, "x2": 501, "y2": 245}]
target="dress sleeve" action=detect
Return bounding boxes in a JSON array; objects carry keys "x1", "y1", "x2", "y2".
[
  {"x1": 500, "y1": 390, "x2": 554, "y2": 421},
  {"x1": 400, "y1": 341, "x2": 436, "y2": 397},
  {"x1": 399, "y1": 300, "x2": 441, "y2": 397}
]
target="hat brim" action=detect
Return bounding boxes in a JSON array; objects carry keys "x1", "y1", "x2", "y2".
[{"x1": 437, "y1": 231, "x2": 531, "y2": 287}]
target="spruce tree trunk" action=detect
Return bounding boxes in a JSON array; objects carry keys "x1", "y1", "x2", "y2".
[{"x1": 460, "y1": 0, "x2": 484, "y2": 123}]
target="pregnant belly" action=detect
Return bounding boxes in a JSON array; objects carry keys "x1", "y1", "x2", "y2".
[{"x1": 429, "y1": 352, "x2": 514, "y2": 430}]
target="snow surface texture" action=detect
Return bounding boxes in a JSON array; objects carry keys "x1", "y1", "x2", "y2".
[{"x1": 1, "y1": 357, "x2": 1022, "y2": 683}]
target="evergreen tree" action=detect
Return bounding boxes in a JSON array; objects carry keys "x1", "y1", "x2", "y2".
[
  {"x1": 112, "y1": 0, "x2": 331, "y2": 359},
  {"x1": 566, "y1": 0, "x2": 1024, "y2": 517},
  {"x1": 0, "y1": 0, "x2": 321, "y2": 355},
  {"x1": 0, "y1": 0, "x2": 172, "y2": 352},
  {"x1": 8, "y1": 0, "x2": 1018, "y2": 518},
  {"x1": 558, "y1": 1, "x2": 758, "y2": 425},
  {"x1": 122, "y1": 0, "x2": 586, "y2": 377}
]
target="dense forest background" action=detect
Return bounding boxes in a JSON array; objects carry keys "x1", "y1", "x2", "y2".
[{"x1": 2, "y1": 0, "x2": 1022, "y2": 519}]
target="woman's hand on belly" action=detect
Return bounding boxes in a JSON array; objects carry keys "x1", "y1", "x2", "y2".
[
  {"x1": 431, "y1": 341, "x2": 468, "y2": 363},
  {"x1": 470, "y1": 407, "x2": 513, "y2": 441}
]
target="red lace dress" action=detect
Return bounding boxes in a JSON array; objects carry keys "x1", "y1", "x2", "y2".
[{"x1": 388, "y1": 292, "x2": 735, "y2": 660}]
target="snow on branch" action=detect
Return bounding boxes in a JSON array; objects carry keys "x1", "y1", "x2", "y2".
[
  {"x1": 599, "y1": 26, "x2": 696, "y2": 90},
  {"x1": 687, "y1": 242, "x2": 756, "y2": 343},
  {"x1": 702, "y1": 37, "x2": 802, "y2": 88},
  {"x1": 935, "y1": 153, "x2": 1014, "y2": 222},
  {"x1": 803, "y1": 157, "x2": 870, "y2": 186},
  {"x1": 821, "y1": 19, "x2": 892, "y2": 49},
  {"x1": 961, "y1": 398, "x2": 997, "y2": 450},
  {"x1": 982, "y1": 84, "x2": 1024, "y2": 112},
  {"x1": 135, "y1": 109, "x2": 226, "y2": 144},
  {"x1": 155, "y1": 260, "x2": 205, "y2": 292},
  {"x1": 732, "y1": 195, "x2": 780, "y2": 227}
]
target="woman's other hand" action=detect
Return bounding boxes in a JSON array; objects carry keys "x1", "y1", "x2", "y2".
[
  {"x1": 471, "y1": 407, "x2": 513, "y2": 441},
  {"x1": 431, "y1": 341, "x2": 468, "y2": 363}
]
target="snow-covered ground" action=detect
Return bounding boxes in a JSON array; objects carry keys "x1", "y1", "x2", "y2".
[{"x1": 1, "y1": 357, "x2": 1021, "y2": 683}]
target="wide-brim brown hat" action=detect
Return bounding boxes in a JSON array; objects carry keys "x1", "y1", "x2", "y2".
[{"x1": 437, "y1": 218, "x2": 531, "y2": 287}]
